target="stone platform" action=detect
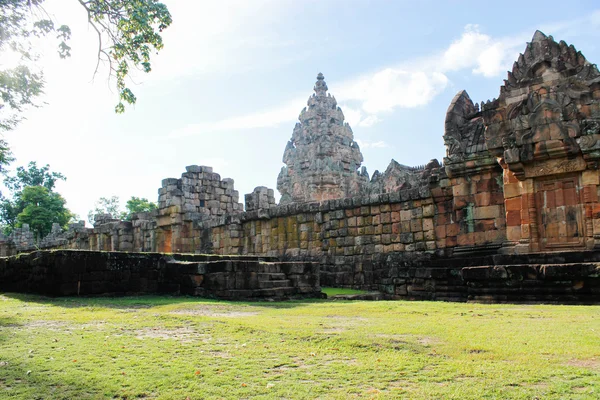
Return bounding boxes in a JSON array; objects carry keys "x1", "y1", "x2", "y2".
[
  {"x1": 0, "y1": 250, "x2": 322, "y2": 301},
  {"x1": 370, "y1": 250, "x2": 600, "y2": 304}
]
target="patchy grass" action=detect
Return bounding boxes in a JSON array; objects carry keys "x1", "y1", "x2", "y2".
[
  {"x1": 321, "y1": 287, "x2": 368, "y2": 297},
  {"x1": 0, "y1": 294, "x2": 599, "y2": 399}
]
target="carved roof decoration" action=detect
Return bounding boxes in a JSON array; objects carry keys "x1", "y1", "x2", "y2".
[
  {"x1": 277, "y1": 73, "x2": 368, "y2": 204},
  {"x1": 497, "y1": 30, "x2": 600, "y2": 97},
  {"x1": 443, "y1": 90, "x2": 486, "y2": 165},
  {"x1": 480, "y1": 31, "x2": 600, "y2": 178}
]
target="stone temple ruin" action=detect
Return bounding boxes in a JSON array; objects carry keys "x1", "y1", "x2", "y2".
[{"x1": 2, "y1": 31, "x2": 600, "y2": 303}]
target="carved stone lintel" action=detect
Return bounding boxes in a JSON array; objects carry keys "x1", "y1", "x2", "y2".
[{"x1": 522, "y1": 156, "x2": 586, "y2": 179}]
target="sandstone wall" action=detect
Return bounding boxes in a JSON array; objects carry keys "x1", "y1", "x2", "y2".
[
  {"x1": 199, "y1": 165, "x2": 507, "y2": 288},
  {"x1": 0, "y1": 250, "x2": 321, "y2": 300}
]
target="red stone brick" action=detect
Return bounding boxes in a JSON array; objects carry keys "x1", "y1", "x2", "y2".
[
  {"x1": 490, "y1": 192, "x2": 505, "y2": 205},
  {"x1": 485, "y1": 229, "x2": 504, "y2": 243},
  {"x1": 435, "y1": 213, "x2": 449, "y2": 225},
  {"x1": 476, "y1": 179, "x2": 493, "y2": 192},
  {"x1": 506, "y1": 210, "x2": 520, "y2": 226},
  {"x1": 446, "y1": 223, "x2": 460, "y2": 236},
  {"x1": 475, "y1": 220, "x2": 495, "y2": 231},
  {"x1": 504, "y1": 171, "x2": 519, "y2": 184},
  {"x1": 435, "y1": 225, "x2": 446, "y2": 238},
  {"x1": 520, "y1": 209, "x2": 531, "y2": 225},
  {"x1": 592, "y1": 204, "x2": 600, "y2": 218},
  {"x1": 454, "y1": 196, "x2": 469, "y2": 209},
  {"x1": 474, "y1": 231, "x2": 486, "y2": 244},
  {"x1": 505, "y1": 197, "x2": 521, "y2": 211},
  {"x1": 457, "y1": 233, "x2": 474, "y2": 246},
  {"x1": 475, "y1": 192, "x2": 491, "y2": 207},
  {"x1": 584, "y1": 186, "x2": 598, "y2": 203}
]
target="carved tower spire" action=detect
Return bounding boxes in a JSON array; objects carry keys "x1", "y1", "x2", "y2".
[{"x1": 277, "y1": 73, "x2": 368, "y2": 204}]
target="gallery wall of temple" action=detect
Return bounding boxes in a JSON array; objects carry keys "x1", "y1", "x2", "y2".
[{"x1": 3, "y1": 31, "x2": 600, "y2": 288}]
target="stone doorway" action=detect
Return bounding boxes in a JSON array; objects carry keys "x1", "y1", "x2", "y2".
[
  {"x1": 158, "y1": 229, "x2": 172, "y2": 253},
  {"x1": 535, "y1": 174, "x2": 585, "y2": 250}
]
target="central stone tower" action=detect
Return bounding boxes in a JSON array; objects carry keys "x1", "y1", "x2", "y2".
[{"x1": 277, "y1": 73, "x2": 368, "y2": 204}]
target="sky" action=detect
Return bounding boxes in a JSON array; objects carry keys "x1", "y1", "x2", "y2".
[{"x1": 4, "y1": 0, "x2": 600, "y2": 224}]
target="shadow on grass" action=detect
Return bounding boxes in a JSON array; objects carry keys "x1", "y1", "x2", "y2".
[{"x1": 1, "y1": 292, "x2": 328, "y2": 311}]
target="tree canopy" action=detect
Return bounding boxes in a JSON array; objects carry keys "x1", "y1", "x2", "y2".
[
  {"x1": 88, "y1": 195, "x2": 157, "y2": 223},
  {"x1": 0, "y1": 0, "x2": 172, "y2": 132},
  {"x1": 124, "y1": 196, "x2": 157, "y2": 217},
  {"x1": 4, "y1": 161, "x2": 66, "y2": 192},
  {"x1": 0, "y1": 161, "x2": 72, "y2": 237},
  {"x1": 14, "y1": 185, "x2": 73, "y2": 238}
]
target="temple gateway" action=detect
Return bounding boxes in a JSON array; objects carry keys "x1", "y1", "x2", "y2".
[{"x1": 1, "y1": 31, "x2": 600, "y2": 303}]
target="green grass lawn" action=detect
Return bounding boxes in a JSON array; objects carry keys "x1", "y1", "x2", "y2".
[
  {"x1": 0, "y1": 294, "x2": 598, "y2": 399},
  {"x1": 321, "y1": 287, "x2": 368, "y2": 297}
]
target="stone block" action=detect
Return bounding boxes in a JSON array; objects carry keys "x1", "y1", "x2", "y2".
[
  {"x1": 473, "y1": 205, "x2": 500, "y2": 220},
  {"x1": 506, "y1": 226, "x2": 522, "y2": 241},
  {"x1": 452, "y1": 183, "x2": 470, "y2": 197},
  {"x1": 504, "y1": 183, "x2": 521, "y2": 199},
  {"x1": 506, "y1": 210, "x2": 520, "y2": 226},
  {"x1": 422, "y1": 204, "x2": 434, "y2": 217},
  {"x1": 422, "y1": 218, "x2": 434, "y2": 231}
]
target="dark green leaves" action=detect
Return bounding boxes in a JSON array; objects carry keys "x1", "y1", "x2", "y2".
[{"x1": 79, "y1": 0, "x2": 172, "y2": 113}]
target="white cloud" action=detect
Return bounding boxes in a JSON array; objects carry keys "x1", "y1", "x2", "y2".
[
  {"x1": 440, "y1": 24, "x2": 522, "y2": 77},
  {"x1": 358, "y1": 115, "x2": 380, "y2": 127},
  {"x1": 340, "y1": 105, "x2": 381, "y2": 128},
  {"x1": 341, "y1": 69, "x2": 449, "y2": 113}
]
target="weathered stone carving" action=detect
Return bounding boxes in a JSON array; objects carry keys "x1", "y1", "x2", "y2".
[
  {"x1": 483, "y1": 30, "x2": 600, "y2": 177},
  {"x1": 443, "y1": 90, "x2": 485, "y2": 163},
  {"x1": 443, "y1": 90, "x2": 495, "y2": 178},
  {"x1": 277, "y1": 73, "x2": 369, "y2": 204},
  {"x1": 367, "y1": 159, "x2": 439, "y2": 195}
]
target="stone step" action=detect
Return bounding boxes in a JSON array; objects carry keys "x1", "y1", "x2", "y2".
[
  {"x1": 257, "y1": 273, "x2": 287, "y2": 281},
  {"x1": 258, "y1": 279, "x2": 291, "y2": 289},
  {"x1": 254, "y1": 287, "x2": 298, "y2": 297}
]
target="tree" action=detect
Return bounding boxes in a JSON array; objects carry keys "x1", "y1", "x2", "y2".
[
  {"x1": 87, "y1": 195, "x2": 157, "y2": 223},
  {"x1": 15, "y1": 185, "x2": 73, "y2": 238},
  {"x1": 0, "y1": 161, "x2": 72, "y2": 236},
  {"x1": 124, "y1": 196, "x2": 156, "y2": 219},
  {"x1": 87, "y1": 195, "x2": 121, "y2": 224},
  {"x1": 4, "y1": 161, "x2": 66, "y2": 192},
  {"x1": 0, "y1": 0, "x2": 172, "y2": 131}
]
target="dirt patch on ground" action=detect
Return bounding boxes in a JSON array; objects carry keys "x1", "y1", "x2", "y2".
[
  {"x1": 135, "y1": 327, "x2": 208, "y2": 343},
  {"x1": 374, "y1": 334, "x2": 440, "y2": 347},
  {"x1": 170, "y1": 305, "x2": 259, "y2": 318},
  {"x1": 565, "y1": 358, "x2": 600, "y2": 370},
  {"x1": 416, "y1": 336, "x2": 439, "y2": 346},
  {"x1": 20, "y1": 320, "x2": 70, "y2": 331},
  {"x1": 207, "y1": 350, "x2": 232, "y2": 358}
]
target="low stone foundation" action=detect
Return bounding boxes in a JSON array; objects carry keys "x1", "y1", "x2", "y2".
[
  {"x1": 0, "y1": 250, "x2": 321, "y2": 301},
  {"x1": 368, "y1": 250, "x2": 600, "y2": 304}
]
